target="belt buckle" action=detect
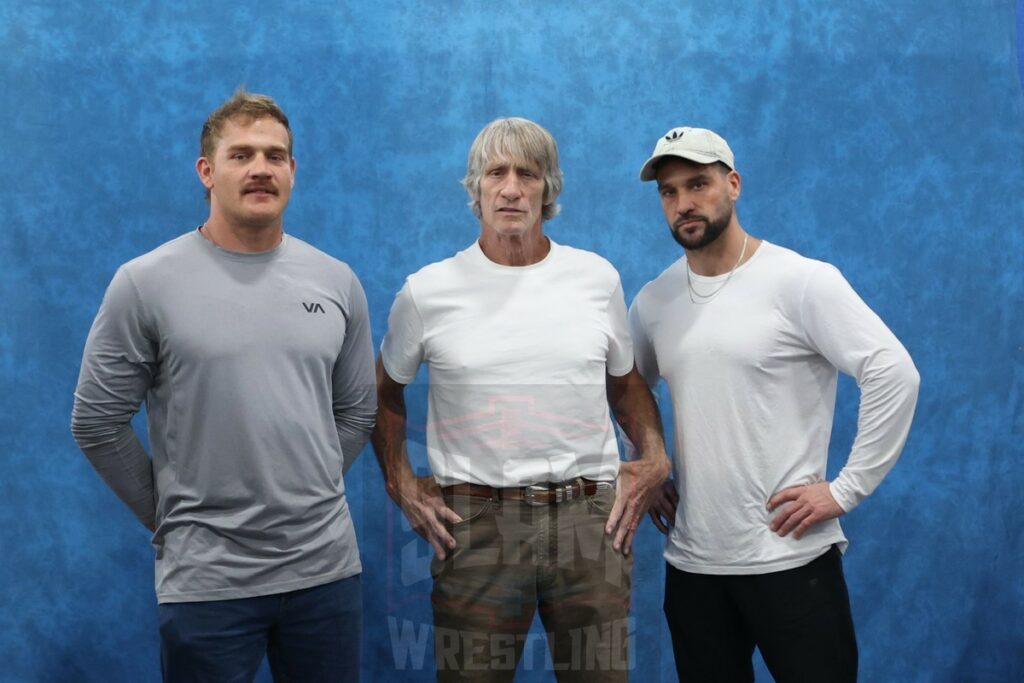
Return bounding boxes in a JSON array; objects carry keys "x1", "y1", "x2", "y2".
[{"x1": 524, "y1": 484, "x2": 551, "y2": 506}]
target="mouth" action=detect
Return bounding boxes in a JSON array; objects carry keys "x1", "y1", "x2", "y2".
[
  {"x1": 675, "y1": 217, "x2": 705, "y2": 230},
  {"x1": 243, "y1": 187, "x2": 278, "y2": 197},
  {"x1": 497, "y1": 207, "x2": 525, "y2": 214}
]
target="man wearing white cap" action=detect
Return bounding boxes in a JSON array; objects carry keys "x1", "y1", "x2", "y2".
[{"x1": 630, "y1": 127, "x2": 920, "y2": 682}]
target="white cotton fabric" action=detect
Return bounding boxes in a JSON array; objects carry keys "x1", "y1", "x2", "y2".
[
  {"x1": 630, "y1": 241, "x2": 919, "y2": 574},
  {"x1": 382, "y1": 239, "x2": 633, "y2": 487}
]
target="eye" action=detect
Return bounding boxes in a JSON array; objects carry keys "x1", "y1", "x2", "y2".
[{"x1": 231, "y1": 152, "x2": 249, "y2": 161}]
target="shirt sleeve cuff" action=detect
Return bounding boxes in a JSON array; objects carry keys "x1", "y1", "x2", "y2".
[{"x1": 829, "y1": 478, "x2": 861, "y2": 514}]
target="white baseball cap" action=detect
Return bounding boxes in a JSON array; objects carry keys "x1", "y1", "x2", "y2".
[{"x1": 639, "y1": 127, "x2": 735, "y2": 181}]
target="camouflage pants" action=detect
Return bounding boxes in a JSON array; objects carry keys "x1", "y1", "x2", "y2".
[{"x1": 431, "y1": 486, "x2": 633, "y2": 682}]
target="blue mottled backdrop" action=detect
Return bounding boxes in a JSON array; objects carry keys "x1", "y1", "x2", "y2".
[{"x1": 1, "y1": 1, "x2": 1021, "y2": 681}]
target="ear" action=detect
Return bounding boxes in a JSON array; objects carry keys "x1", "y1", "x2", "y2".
[
  {"x1": 289, "y1": 156, "x2": 296, "y2": 188},
  {"x1": 196, "y1": 157, "x2": 214, "y2": 190},
  {"x1": 727, "y1": 170, "x2": 742, "y2": 201}
]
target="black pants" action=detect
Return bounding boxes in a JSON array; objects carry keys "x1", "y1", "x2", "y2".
[{"x1": 664, "y1": 546, "x2": 857, "y2": 683}]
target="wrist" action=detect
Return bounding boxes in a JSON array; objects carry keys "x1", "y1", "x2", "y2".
[{"x1": 385, "y1": 464, "x2": 416, "y2": 499}]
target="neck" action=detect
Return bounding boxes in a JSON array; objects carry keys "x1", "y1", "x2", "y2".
[
  {"x1": 201, "y1": 214, "x2": 283, "y2": 253},
  {"x1": 686, "y1": 222, "x2": 759, "y2": 276},
  {"x1": 479, "y1": 227, "x2": 550, "y2": 267}
]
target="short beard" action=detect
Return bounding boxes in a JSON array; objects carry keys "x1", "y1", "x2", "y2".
[{"x1": 669, "y1": 204, "x2": 732, "y2": 251}]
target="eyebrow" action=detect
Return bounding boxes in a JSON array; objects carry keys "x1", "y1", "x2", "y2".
[
  {"x1": 659, "y1": 172, "x2": 711, "y2": 190},
  {"x1": 487, "y1": 160, "x2": 540, "y2": 173},
  {"x1": 225, "y1": 143, "x2": 289, "y2": 154}
]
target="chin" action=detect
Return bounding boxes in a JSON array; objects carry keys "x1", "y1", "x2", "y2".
[
  {"x1": 490, "y1": 224, "x2": 530, "y2": 238},
  {"x1": 240, "y1": 213, "x2": 284, "y2": 229},
  {"x1": 671, "y1": 231, "x2": 702, "y2": 250}
]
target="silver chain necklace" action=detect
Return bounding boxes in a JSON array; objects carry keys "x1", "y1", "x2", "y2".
[{"x1": 686, "y1": 233, "x2": 748, "y2": 304}]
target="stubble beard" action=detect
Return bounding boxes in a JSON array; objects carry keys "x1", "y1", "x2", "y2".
[{"x1": 670, "y1": 203, "x2": 733, "y2": 251}]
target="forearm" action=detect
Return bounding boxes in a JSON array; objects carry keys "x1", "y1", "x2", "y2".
[
  {"x1": 371, "y1": 417, "x2": 414, "y2": 499},
  {"x1": 71, "y1": 418, "x2": 155, "y2": 527},
  {"x1": 335, "y1": 392, "x2": 377, "y2": 473},
  {"x1": 604, "y1": 368, "x2": 671, "y2": 553},
  {"x1": 371, "y1": 359, "x2": 418, "y2": 499},
  {"x1": 831, "y1": 346, "x2": 921, "y2": 511},
  {"x1": 607, "y1": 368, "x2": 669, "y2": 463}
]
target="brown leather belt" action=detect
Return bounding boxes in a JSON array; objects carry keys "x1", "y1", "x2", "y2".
[{"x1": 442, "y1": 478, "x2": 612, "y2": 506}]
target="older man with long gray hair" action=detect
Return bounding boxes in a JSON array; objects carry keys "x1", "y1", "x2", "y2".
[{"x1": 373, "y1": 117, "x2": 670, "y2": 682}]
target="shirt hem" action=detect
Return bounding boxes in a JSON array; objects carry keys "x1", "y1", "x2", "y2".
[
  {"x1": 156, "y1": 561, "x2": 362, "y2": 604},
  {"x1": 665, "y1": 544, "x2": 841, "y2": 575}
]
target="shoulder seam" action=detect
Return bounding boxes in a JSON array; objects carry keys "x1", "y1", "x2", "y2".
[{"x1": 796, "y1": 260, "x2": 832, "y2": 344}]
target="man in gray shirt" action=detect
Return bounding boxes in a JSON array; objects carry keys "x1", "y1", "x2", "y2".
[{"x1": 71, "y1": 90, "x2": 376, "y2": 682}]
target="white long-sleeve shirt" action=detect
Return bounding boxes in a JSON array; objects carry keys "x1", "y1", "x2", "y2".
[{"x1": 630, "y1": 241, "x2": 919, "y2": 574}]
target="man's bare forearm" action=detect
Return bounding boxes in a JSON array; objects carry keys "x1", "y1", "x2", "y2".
[
  {"x1": 607, "y1": 367, "x2": 669, "y2": 464},
  {"x1": 371, "y1": 357, "x2": 461, "y2": 557},
  {"x1": 371, "y1": 357, "x2": 415, "y2": 500},
  {"x1": 605, "y1": 367, "x2": 671, "y2": 553}
]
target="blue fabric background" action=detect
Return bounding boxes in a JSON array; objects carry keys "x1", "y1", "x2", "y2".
[{"x1": 1, "y1": 1, "x2": 1021, "y2": 681}]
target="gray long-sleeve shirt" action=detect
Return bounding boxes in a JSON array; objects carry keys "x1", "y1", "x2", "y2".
[{"x1": 72, "y1": 230, "x2": 376, "y2": 603}]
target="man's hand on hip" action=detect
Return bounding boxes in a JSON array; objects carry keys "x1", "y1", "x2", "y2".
[
  {"x1": 606, "y1": 457, "x2": 671, "y2": 555},
  {"x1": 647, "y1": 479, "x2": 679, "y2": 534},
  {"x1": 391, "y1": 473, "x2": 462, "y2": 560},
  {"x1": 767, "y1": 481, "x2": 844, "y2": 539}
]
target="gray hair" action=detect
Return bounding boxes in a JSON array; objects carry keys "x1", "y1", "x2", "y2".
[{"x1": 462, "y1": 117, "x2": 563, "y2": 221}]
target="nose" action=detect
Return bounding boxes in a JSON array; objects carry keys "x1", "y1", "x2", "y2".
[
  {"x1": 499, "y1": 175, "x2": 522, "y2": 199},
  {"x1": 247, "y1": 153, "x2": 272, "y2": 178},
  {"x1": 674, "y1": 194, "x2": 697, "y2": 216}
]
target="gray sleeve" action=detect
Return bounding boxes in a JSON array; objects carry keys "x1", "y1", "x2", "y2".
[
  {"x1": 333, "y1": 271, "x2": 378, "y2": 473},
  {"x1": 70, "y1": 267, "x2": 157, "y2": 527}
]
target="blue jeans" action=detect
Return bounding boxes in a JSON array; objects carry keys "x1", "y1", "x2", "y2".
[{"x1": 159, "y1": 574, "x2": 361, "y2": 683}]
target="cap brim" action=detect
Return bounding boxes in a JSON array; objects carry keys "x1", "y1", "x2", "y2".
[{"x1": 638, "y1": 151, "x2": 724, "y2": 181}]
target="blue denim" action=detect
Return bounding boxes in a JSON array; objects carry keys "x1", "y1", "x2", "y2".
[{"x1": 159, "y1": 574, "x2": 361, "y2": 683}]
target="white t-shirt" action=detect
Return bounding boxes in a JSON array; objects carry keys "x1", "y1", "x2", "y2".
[
  {"x1": 382, "y1": 239, "x2": 634, "y2": 487},
  {"x1": 630, "y1": 241, "x2": 919, "y2": 574}
]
